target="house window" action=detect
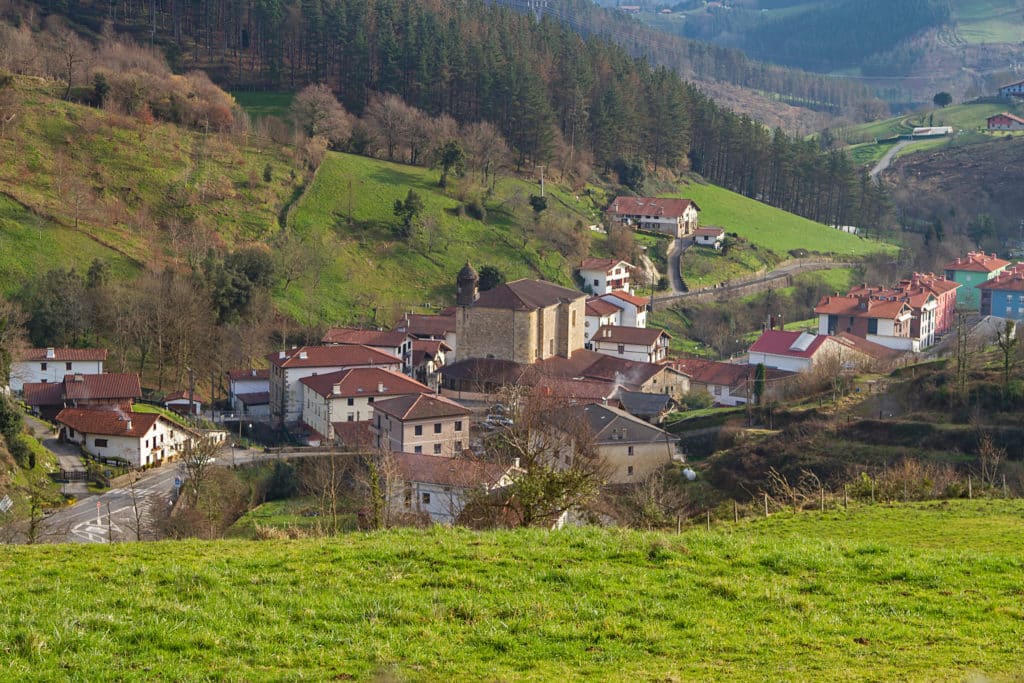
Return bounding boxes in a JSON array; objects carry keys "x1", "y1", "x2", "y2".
[
  {"x1": 617, "y1": 344, "x2": 625, "y2": 354},
  {"x1": 347, "y1": 414, "x2": 354, "y2": 422},
  {"x1": 549, "y1": 339, "x2": 554, "y2": 355},
  {"x1": 433, "y1": 444, "x2": 442, "y2": 454},
  {"x1": 868, "y1": 318, "x2": 879, "y2": 334},
  {"x1": 347, "y1": 398, "x2": 354, "y2": 406},
  {"x1": 454, "y1": 441, "x2": 463, "y2": 452},
  {"x1": 95, "y1": 438, "x2": 108, "y2": 448},
  {"x1": 368, "y1": 397, "x2": 374, "y2": 404},
  {"x1": 593, "y1": 279, "x2": 599, "y2": 286},
  {"x1": 434, "y1": 423, "x2": 442, "y2": 434},
  {"x1": 571, "y1": 310, "x2": 577, "y2": 326},
  {"x1": 414, "y1": 445, "x2": 423, "y2": 454},
  {"x1": 404, "y1": 486, "x2": 412, "y2": 507},
  {"x1": 415, "y1": 425, "x2": 423, "y2": 436},
  {"x1": 422, "y1": 492, "x2": 431, "y2": 505},
  {"x1": 713, "y1": 385, "x2": 722, "y2": 396},
  {"x1": 40, "y1": 362, "x2": 47, "y2": 371},
  {"x1": 65, "y1": 362, "x2": 73, "y2": 371},
  {"x1": 628, "y1": 446, "x2": 634, "y2": 456},
  {"x1": 627, "y1": 466, "x2": 634, "y2": 476},
  {"x1": 454, "y1": 420, "x2": 463, "y2": 432}
]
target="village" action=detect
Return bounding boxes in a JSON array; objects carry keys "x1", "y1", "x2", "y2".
[{"x1": 4, "y1": 195, "x2": 1020, "y2": 530}]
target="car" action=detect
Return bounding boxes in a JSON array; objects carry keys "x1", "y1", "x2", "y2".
[{"x1": 484, "y1": 415, "x2": 514, "y2": 428}]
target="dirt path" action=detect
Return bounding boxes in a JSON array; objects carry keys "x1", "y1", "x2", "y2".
[{"x1": 870, "y1": 140, "x2": 913, "y2": 178}]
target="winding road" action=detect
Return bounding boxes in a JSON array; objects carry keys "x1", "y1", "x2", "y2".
[{"x1": 870, "y1": 140, "x2": 912, "y2": 178}]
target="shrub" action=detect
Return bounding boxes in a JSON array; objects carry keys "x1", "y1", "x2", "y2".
[{"x1": 465, "y1": 198, "x2": 487, "y2": 221}]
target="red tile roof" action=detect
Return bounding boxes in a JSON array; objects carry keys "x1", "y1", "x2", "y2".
[
  {"x1": 831, "y1": 332, "x2": 901, "y2": 360},
  {"x1": 674, "y1": 358, "x2": 749, "y2": 388},
  {"x1": 55, "y1": 408, "x2": 160, "y2": 438},
  {"x1": 845, "y1": 284, "x2": 936, "y2": 310},
  {"x1": 592, "y1": 325, "x2": 670, "y2": 346},
  {"x1": 321, "y1": 327, "x2": 410, "y2": 347},
  {"x1": 814, "y1": 295, "x2": 912, "y2": 320},
  {"x1": 373, "y1": 393, "x2": 470, "y2": 420},
  {"x1": 392, "y1": 452, "x2": 508, "y2": 488},
  {"x1": 472, "y1": 279, "x2": 585, "y2": 311},
  {"x1": 17, "y1": 348, "x2": 107, "y2": 362},
  {"x1": 944, "y1": 251, "x2": 1011, "y2": 274},
  {"x1": 331, "y1": 420, "x2": 374, "y2": 448},
  {"x1": 988, "y1": 112, "x2": 1024, "y2": 125},
  {"x1": 579, "y1": 258, "x2": 633, "y2": 272},
  {"x1": 299, "y1": 367, "x2": 431, "y2": 399},
  {"x1": 749, "y1": 331, "x2": 828, "y2": 359},
  {"x1": 227, "y1": 369, "x2": 270, "y2": 381},
  {"x1": 909, "y1": 273, "x2": 960, "y2": 296},
  {"x1": 600, "y1": 290, "x2": 649, "y2": 309},
  {"x1": 393, "y1": 313, "x2": 457, "y2": 338},
  {"x1": 694, "y1": 227, "x2": 725, "y2": 237},
  {"x1": 61, "y1": 373, "x2": 142, "y2": 401},
  {"x1": 607, "y1": 196, "x2": 700, "y2": 218},
  {"x1": 533, "y1": 377, "x2": 621, "y2": 402},
  {"x1": 22, "y1": 382, "x2": 64, "y2": 406},
  {"x1": 585, "y1": 297, "x2": 622, "y2": 317},
  {"x1": 977, "y1": 263, "x2": 1024, "y2": 292},
  {"x1": 267, "y1": 345, "x2": 401, "y2": 369}
]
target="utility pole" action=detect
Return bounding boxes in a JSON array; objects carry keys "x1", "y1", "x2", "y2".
[
  {"x1": 187, "y1": 366, "x2": 196, "y2": 421},
  {"x1": 536, "y1": 165, "x2": 545, "y2": 197}
]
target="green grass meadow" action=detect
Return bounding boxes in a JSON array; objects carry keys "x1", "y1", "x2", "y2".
[
  {"x1": 281, "y1": 152, "x2": 585, "y2": 323},
  {"x1": 231, "y1": 91, "x2": 295, "y2": 121},
  {"x1": 2, "y1": 499, "x2": 1023, "y2": 680},
  {"x1": 672, "y1": 181, "x2": 893, "y2": 259},
  {"x1": 952, "y1": 0, "x2": 1024, "y2": 43}
]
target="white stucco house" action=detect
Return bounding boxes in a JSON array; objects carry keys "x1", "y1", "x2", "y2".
[
  {"x1": 591, "y1": 325, "x2": 670, "y2": 363},
  {"x1": 578, "y1": 258, "x2": 634, "y2": 295},
  {"x1": 598, "y1": 291, "x2": 649, "y2": 328},
  {"x1": 9, "y1": 347, "x2": 107, "y2": 393},
  {"x1": 56, "y1": 408, "x2": 202, "y2": 469},
  {"x1": 583, "y1": 297, "x2": 622, "y2": 346},
  {"x1": 388, "y1": 452, "x2": 517, "y2": 525},
  {"x1": 299, "y1": 366, "x2": 433, "y2": 442},
  {"x1": 606, "y1": 197, "x2": 700, "y2": 238},
  {"x1": 268, "y1": 345, "x2": 403, "y2": 427},
  {"x1": 693, "y1": 227, "x2": 725, "y2": 249}
]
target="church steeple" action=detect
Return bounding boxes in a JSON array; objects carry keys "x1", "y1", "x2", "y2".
[{"x1": 456, "y1": 262, "x2": 479, "y2": 305}]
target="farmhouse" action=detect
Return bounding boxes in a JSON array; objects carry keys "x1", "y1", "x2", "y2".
[
  {"x1": 268, "y1": 345, "x2": 403, "y2": 427},
  {"x1": 606, "y1": 197, "x2": 700, "y2": 238},
  {"x1": 23, "y1": 372, "x2": 142, "y2": 421},
  {"x1": 163, "y1": 391, "x2": 203, "y2": 417},
  {"x1": 388, "y1": 452, "x2": 516, "y2": 525},
  {"x1": 998, "y1": 79, "x2": 1024, "y2": 98},
  {"x1": 590, "y1": 325, "x2": 671, "y2": 363},
  {"x1": 693, "y1": 227, "x2": 725, "y2": 249},
  {"x1": 674, "y1": 358, "x2": 752, "y2": 406},
  {"x1": 55, "y1": 408, "x2": 201, "y2": 469},
  {"x1": 748, "y1": 330, "x2": 897, "y2": 373},
  {"x1": 944, "y1": 252, "x2": 1010, "y2": 309},
  {"x1": 577, "y1": 258, "x2": 634, "y2": 295},
  {"x1": 409, "y1": 339, "x2": 452, "y2": 389},
  {"x1": 977, "y1": 263, "x2": 1024, "y2": 319},
  {"x1": 9, "y1": 347, "x2": 107, "y2": 393},
  {"x1": 986, "y1": 112, "x2": 1024, "y2": 131},
  {"x1": 299, "y1": 367, "x2": 433, "y2": 442}
]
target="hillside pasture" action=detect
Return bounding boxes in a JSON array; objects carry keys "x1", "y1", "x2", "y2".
[
  {"x1": 672, "y1": 181, "x2": 893, "y2": 258},
  {"x1": 0, "y1": 500, "x2": 1022, "y2": 680}
]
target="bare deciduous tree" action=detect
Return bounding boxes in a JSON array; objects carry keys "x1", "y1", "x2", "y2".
[
  {"x1": 179, "y1": 435, "x2": 222, "y2": 506},
  {"x1": 291, "y1": 84, "x2": 353, "y2": 149}
]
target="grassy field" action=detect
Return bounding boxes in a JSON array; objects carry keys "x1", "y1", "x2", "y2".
[
  {"x1": 0, "y1": 77, "x2": 302, "y2": 278},
  {"x1": 838, "y1": 102, "x2": 1013, "y2": 145},
  {"x1": 672, "y1": 181, "x2": 894, "y2": 259},
  {"x1": 281, "y1": 152, "x2": 590, "y2": 323},
  {"x1": 2, "y1": 499, "x2": 1023, "y2": 680},
  {"x1": 952, "y1": 0, "x2": 1024, "y2": 43},
  {"x1": 232, "y1": 91, "x2": 295, "y2": 121},
  {"x1": 227, "y1": 497, "x2": 358, "y2": 538}
]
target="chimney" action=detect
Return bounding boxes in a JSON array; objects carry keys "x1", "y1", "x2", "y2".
[
  {"x1": 46, "y1": 347, "x2": 55, "y2": 359},
  {"x1": 332, "y1": 382, "x2": 341, "y2": 395},
  {"x1": 377, "y1": 382, "x2": 385, "y2": 393},
  {"x1": 251, "y1": 369, "x2": 257, "y2": 377},
  {"x1": 126, "y1": 419, "x2": 132, "y2": 432},
  {"x1": 74, "y1": 374, "x2": 84, "y2": 383},
  {"x1": 298, "y1": 351, "x2": 308, "y2": 360},
  {"x1": 278, "y1": 351, "x2": 286, "y2": 360}
]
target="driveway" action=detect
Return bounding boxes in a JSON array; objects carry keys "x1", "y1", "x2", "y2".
[
  {"x1": 666, "y1": 237, "x2": 690, "y2": 293},
  {"x1": 870, "y1": 140, "x2": 912, "y2": 178}
]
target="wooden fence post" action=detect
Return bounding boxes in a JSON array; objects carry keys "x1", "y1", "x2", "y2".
[
  {"x1": 734, "y1": 500, "x2": 739, "y2": 523},
  {"x1": 844, "y1": 484, "x2": 849, "y2": 509},
  {"x1": 764, "y1": 492, "x2": 769, "y2": 517},
  {"x1": 706, "y1": 510, "x2": 711, "y2": 531},
  {"x1": 968, "y1": 475, "x2": 972, "y2": 499}
]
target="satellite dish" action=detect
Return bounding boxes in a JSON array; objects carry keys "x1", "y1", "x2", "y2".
[{"x1": 683, "y1": 467, "x2": 697, "y2": 481}]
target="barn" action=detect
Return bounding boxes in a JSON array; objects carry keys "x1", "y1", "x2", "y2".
[{"x1": 987, "y1": 112, "x2": 1024, "y2": 131}]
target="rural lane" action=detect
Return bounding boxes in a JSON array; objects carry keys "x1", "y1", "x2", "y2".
[{"x1": 870, "y1": 140, "x2": 912, "y2": 178}]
